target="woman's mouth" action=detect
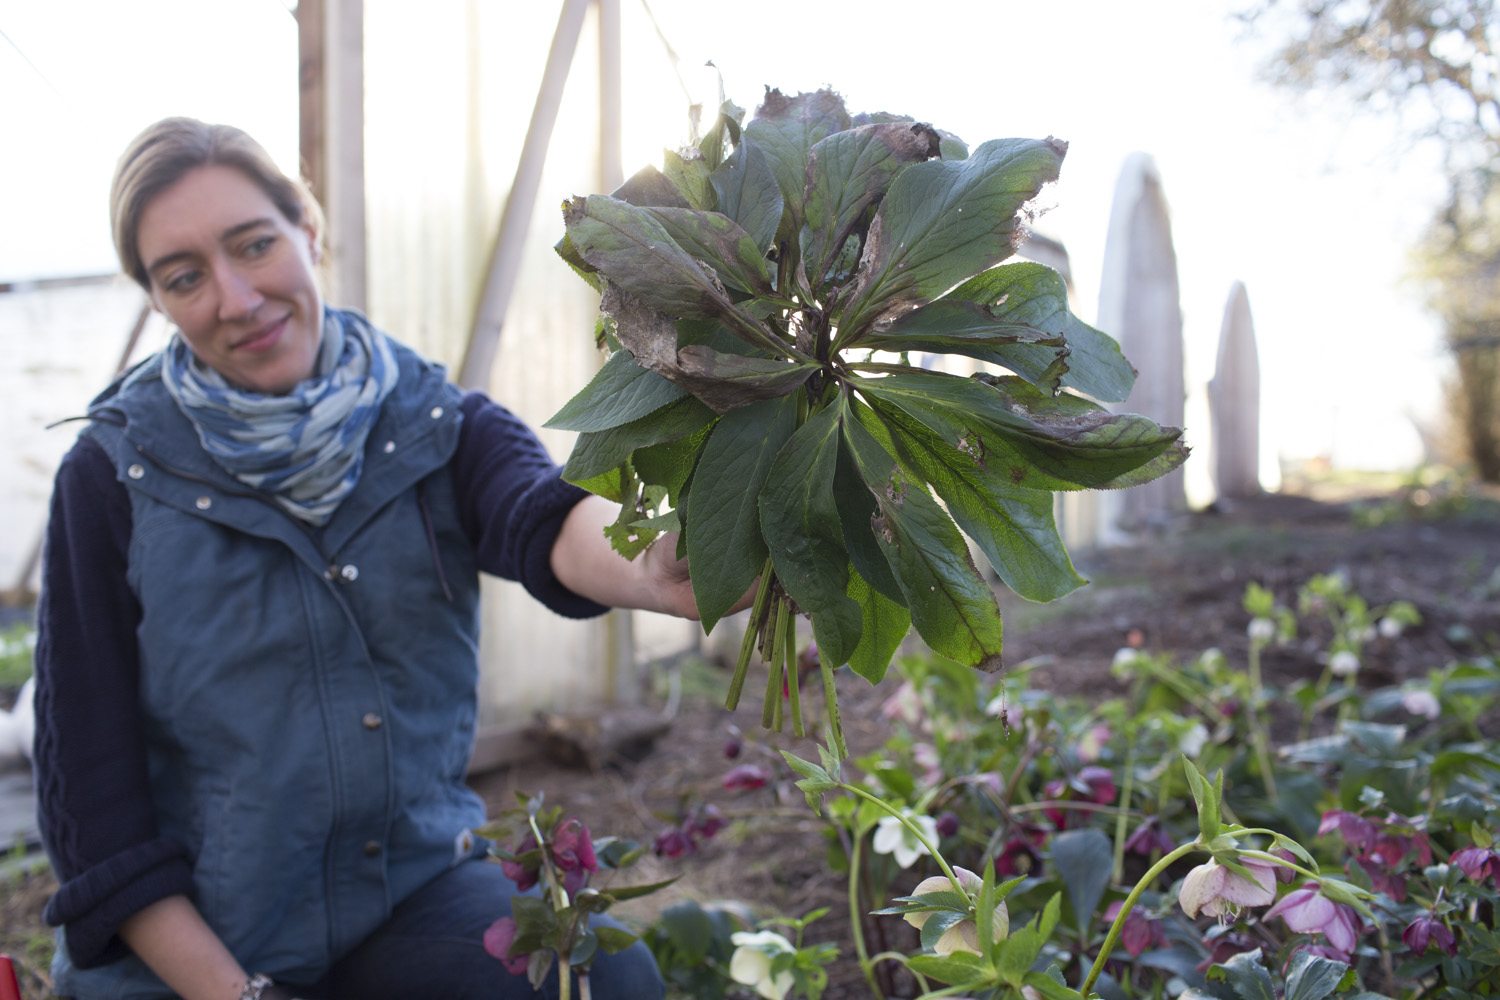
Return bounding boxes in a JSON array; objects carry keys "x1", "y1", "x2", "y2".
[{"x1": 234, "y1": 315, "x2": 290, "y2": 353}]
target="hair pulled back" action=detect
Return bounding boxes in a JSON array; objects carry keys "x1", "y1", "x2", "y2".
[{"x1": 111, "y1": 117, "x2": 323, "y2": 290}]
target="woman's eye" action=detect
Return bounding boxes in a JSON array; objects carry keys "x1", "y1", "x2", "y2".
[
  {"x1": 244, "y1": 236, "x2": 276, "y2": 257},
  {"x1": 164, "y1": 270, "x2": 203, "y2": 293}
]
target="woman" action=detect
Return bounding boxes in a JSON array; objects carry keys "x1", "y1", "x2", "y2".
[{"x1": 35, "y1": 117, "x2": 701, "y2": 1000}]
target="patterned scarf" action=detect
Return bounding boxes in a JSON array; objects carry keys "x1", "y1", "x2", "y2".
[{"x1": 160, "y1": 307, "x2": 399, "y2": 526}]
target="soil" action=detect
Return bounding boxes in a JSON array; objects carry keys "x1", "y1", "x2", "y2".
[{"x1": 3, "y1": 484, "x2": 1499, "y2": 998}]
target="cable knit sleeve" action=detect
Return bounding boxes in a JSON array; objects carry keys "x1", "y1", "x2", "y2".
[
  {"x1": 452, "y1": 392, "x2": 608, "y2": 619},
  {"x1": 33, "y1": 435, "x2": 195, "y2": 968}
]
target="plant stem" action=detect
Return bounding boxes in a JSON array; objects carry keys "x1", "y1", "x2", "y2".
[
  {"x1": 821, "y1": 658, "x2": 848, "y2": 761},
  {"x1": 1247, "y1": 641, "x2": 1280, "y2": 799},
  {"x1": 840, "y1": 785, "x2": 964, "y2": 897},
  {"x1": 763, "y1": 597, "x2": 786, "y2": 730},
  {"x1": 846, "y1": 829, "x2": 885, "y2": 1000},
  {"x1": 1238, "y1": 848, "x2": 1323, "y2": 883},
  {"x1": 726, "y1": 559, "x2": 776, "y2": 710},
  {"x1": 784, "y1": 605, "x2": 805, "y2": 737},
  {"x1": 1113, "y1": 733, "x2": 1138, "y2": 884},
  {"x1": 1081, "y1": 841, "x2": 1202, "y2": 995},
  {"x1": 559, "y1": 957, "x2": 571, "y2": 1000}
]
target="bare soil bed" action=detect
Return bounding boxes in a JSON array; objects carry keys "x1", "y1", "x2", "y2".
[{"x1": 3, "y1": 485, "x2": 1498, "y2": 997}]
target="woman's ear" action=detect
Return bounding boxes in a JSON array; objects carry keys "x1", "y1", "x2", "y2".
[{"x1": 301, "y1": 221, "x2": 323, "y2": 265}]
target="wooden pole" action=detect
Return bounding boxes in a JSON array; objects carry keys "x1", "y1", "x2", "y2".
[
  {"x1": 298, "y1": 0, "x2": 367, "y2": 312},
  {"x1": 456, "y1": 0, "x2": 591, "y2": 389}
]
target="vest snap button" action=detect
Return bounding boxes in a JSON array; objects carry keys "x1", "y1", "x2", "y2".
[
  {"x1": 195, "y1": 496, "x2": 213, "y2": 510},
  {"x1": 362, "y1": 712, "x2": 383, "y2": 730},
  {"x1": 127, "y1": 464, "x2": 145, "y2": 479},
  {"x1": 363, "y1": 840, "x2": 381, "y2": 857},
  {"x1": 383, "y1": 440, "x2": 396, "y2": 454},
  {"x1": 340, "y1": 564, "x2": 359, "y2": 583},
  {"x1": 430, "y1": 406, "x2": 444, "y2": 419}
]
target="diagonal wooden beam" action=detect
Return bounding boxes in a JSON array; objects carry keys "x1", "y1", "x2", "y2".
[{"x1": 457, "y1": 0, "x2": 592, "y2": 390}]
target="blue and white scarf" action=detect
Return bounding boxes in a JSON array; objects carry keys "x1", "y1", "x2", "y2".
[{"x1": 161, "y1": 307, "x2": 399, "y2": 526}]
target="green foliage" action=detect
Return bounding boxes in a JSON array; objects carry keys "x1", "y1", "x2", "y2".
[
  {"x1": 0, "y1": 622, "x2": 34, "y2": 689},
  {"x1": 551, "y1": 87, "x2": 1185, "y2": 740}
]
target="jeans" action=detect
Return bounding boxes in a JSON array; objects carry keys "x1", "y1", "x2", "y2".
[{"x1": 291, "y1": 860, "x2": 665, "y2": 1000}]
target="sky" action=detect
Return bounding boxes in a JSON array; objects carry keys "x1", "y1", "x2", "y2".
[{"x1": 0, "y1": 0, "x2": 1456, "y2": 489}]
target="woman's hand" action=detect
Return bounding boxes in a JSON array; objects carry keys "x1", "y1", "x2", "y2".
[{"x1": 550, "y1": 496, "x2": 756, "y2": 620}]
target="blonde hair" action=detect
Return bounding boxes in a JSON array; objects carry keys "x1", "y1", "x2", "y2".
[{"x1": 111, "y1": 117, "x2": 324, "y2": 289}]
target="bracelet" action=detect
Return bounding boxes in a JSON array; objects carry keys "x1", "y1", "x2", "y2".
[{"x1": 239, "y1": 973, "x2": 275, "y2": 1000}]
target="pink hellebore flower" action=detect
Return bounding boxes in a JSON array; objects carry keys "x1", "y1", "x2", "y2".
[
  {"x1": 483, "y1": 916, "x2": 531, "y2": 975},
  {"x1": 1124, "y1": 817, "x2": 1175, "y2": 859},
  {"x1": 1103, "y1": 900, "x2": 1165, "y2": 958},
  {"x1": 1401, "y1": 688, "x2": 1440, "y2": 719},
  {"x1": 1452, "y1": 846, "x2": 1500, "y2": 884},
  {"x1": 1178, "y1": 859, "x2": 1278, "y2": 919},
  {"x1": 1402, "y1": 913, "x2": 1457, "y2": 956},
  {"x1": 652, "y1": 827, "x2": 694, "y2": 859},
  {"x1": 722, "y1": 763, "x2": 771, "y2": 792},
  {"x1": 1264, "y1": 882, "x2": 1362, "y2": 955},
  {"x1": 880, "y1": 680, "x2": 924, "y2": 727},
  {"x1": 551, "y1": 817, "x2": 597, "y2": 897},
  {"x1": 500, "y1": 832, "x2": 540, "y2": 892}
]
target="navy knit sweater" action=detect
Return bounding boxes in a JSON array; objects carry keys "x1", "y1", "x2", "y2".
[{"x1": 33, "y1": 391, "x2": 605, "y2": 967}]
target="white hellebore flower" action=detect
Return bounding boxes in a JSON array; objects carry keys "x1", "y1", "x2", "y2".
[
  {"x1": 1247, "y1": 617, "x2": 1276, "y2": 643},
  {"x1": 1401, "y1": 688, "x2": 1441, "y2": 719},
  {"x1": 1178, "y1": 858, "x2": 1278, "y2": 919},
  {"x1": 902, "y1": 867, "x2": 1009, "y2": 956},
  {"x1": 1378, "y1": 616, "x2": 1404, "y2": 639},
  {"x1": 873, "y1": 811, "x2": 940, "y2": 869},
  {"x1": 729, "y1": 930, "x2": 796, "y2": 1000},
  {"x1": 1178, "y1": 722, "x2": 1210, "y2": 758},
  {"x1": 1112, "y1": 647, "x2": 1142, "y2": 670},
  {"x1": 1329, "y1": 650, "x2": 1360, "y2": 677}
]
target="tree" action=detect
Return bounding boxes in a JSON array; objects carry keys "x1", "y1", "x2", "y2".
[{"x1": 1236, "y1": 0, "x2": 1500, "y2": 479}]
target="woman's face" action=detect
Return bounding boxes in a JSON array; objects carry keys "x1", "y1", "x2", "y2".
[{"x1": 137, "y1": 164, "x2": 323, "y2": 395}]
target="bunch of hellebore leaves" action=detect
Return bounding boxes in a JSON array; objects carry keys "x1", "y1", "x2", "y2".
[
  {"x1": 480, "y1": 795, "x2": 675, "y2": 996},
  {"x1": 549, "y1": 87, "x2": 1186, "y2": 751}
]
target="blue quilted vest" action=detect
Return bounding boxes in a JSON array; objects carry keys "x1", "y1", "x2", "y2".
[{"x1": 55, "y1": 332, "x2": 487, "y2": 998}]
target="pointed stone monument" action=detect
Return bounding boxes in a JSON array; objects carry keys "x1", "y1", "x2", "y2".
[
  {"x1": 1208, "y1": 281, "x2": 1261, "y2": 500},
  {"x1": 1096, "y1": 153, "x2": 1187, "y2": 536}
]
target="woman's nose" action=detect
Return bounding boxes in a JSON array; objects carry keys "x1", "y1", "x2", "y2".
[{"x1": 215, "y1": 265, "x2": 265, "y2": 321}]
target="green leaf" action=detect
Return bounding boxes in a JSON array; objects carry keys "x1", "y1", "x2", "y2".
[
  {"x1": 609, "y1": 163, "x2": 692, "y2": 208},
  {"x1": 601, "y1": 876, "x2": 679, "y2": 902},
  {"x1": 644, "y1": 207, "x2": 775, "y2": 296},
  {"x1": 759, "y1": 399, "x2": 861, "y2": 661},
  {"x1": 844, "y1": 569, "x2": 910, "y2": 684},
  {"x1": 1050, "y1": 829, "x2": 1112, "y2": 934},
  {"x1": 565, "y1": 197, "x2": 783, "y2": 356},
  {"x1": 903, "y1": 952, "x2": 988, "y2": 985},
  {"x1": 698, "y1": 99, "x2": 744, "y2": 171},
  {"x1": 710, "y1": 136, "x2": 784, "y2": 253},
  {"x1": 838, "y1": 137, "x2": 1068, "y2": 340},
  {"x1": 632, "y1": 421, "x2": 710, "y2": 505},
  {"x1": 842, "y1": 408, "x2": 1004, "y2": 671},
  {"x1": 998, "y1": 925, "x2": 1044, "y2": 987},
  {"x1": 800, "y1": 121, "x2": 941, "y2": 284},
  {"x1": 781, "y1": 749, "x2": 839, "y2": 813},
  {"x1": 1023, "y1": 968, "x2": 1087, "y2": 1000},
  {"x1": 662, "y1": 149, "x2": 715, "y2": 209},
  {"x1": 857, "y1": 372, "x2": 1180, "y2": 490},
  {"x1": 743, "y1": 88, "x2": 852, "y2": 238},
  {"x1": 833, "y1": 438, "x2": 904, "y2": 602},
  {"x1": 670, "y1": 344, "x2": 818, "y2": 412},
  {"x1": 686, "y1": 396, "x2": 798, "y2": 631},
  {"x1": 919, "y1": 910, "x2": 970, "y2": 951},
  {"x1": 563, "y1": 396, "x2": 716, "y2": 483},
  {"x1": 868, "y1": 261, "x2": 1135, "y2": 402},
  {"x1": 654, "y1": 901, "x2": 716, "y2": 961},
  {"x1": 546, "y1": 349, "x2": 687, "y2": 432},
  {"x1": 867, "y1": 393, "x2": 1085, "y2": 602},
  {"x1": 1285, "y1": 950, "x2": 1356, "y2": 1000},
  {"x1": 593, "y1": 924, "x2": 642, "y2": 955},
  {"x1": 1181, "y1": 755, "x2": 1222, "y2": 841},
  {"x1": 1205, "y1": 949, "x2": 1275, "y2": 1000}
]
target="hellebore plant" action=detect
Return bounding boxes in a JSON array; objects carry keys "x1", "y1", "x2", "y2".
[
  {"x1": 480, "y1": 795, "x2": 676, "y2": 1000},
  {"x1": 549, "y1": 87, "x2": 1186, "y2": 750}
]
